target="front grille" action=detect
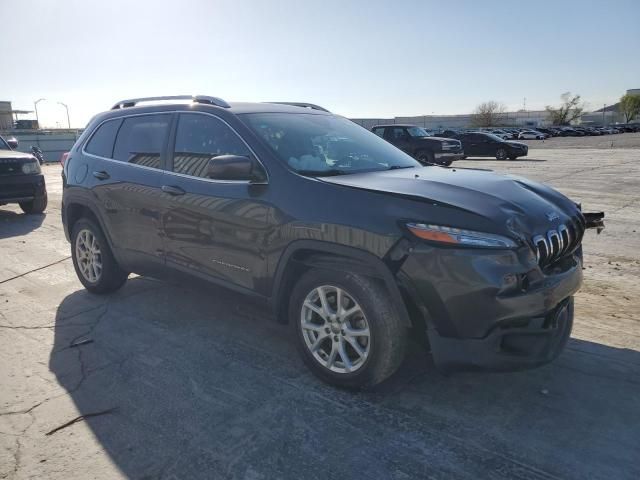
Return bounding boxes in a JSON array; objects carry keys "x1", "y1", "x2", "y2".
[
  {"x1": 532, "y1": 216, "x2": 585, "y2": 267},
  {"x1": 0, "y1": 160, "x2": 23, "y2": 176}
]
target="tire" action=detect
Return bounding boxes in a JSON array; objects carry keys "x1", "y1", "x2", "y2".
[
  {"x1": 440, "y1": 160, "x2": 453, "y2": 167},
  {"x1": 71, "y1": 218, "x2": 128, "y2": 294},
  {"x1": 289, "y1": 268, "x2": 407, "y2": 389},
  {"x1": 416, "y1": 150, "x2": 435, "y2": 165},
  {"x1": 495, "y1": 148, "x2": 508, "y2": 160},
  {"x1": 19, "y1": 193, "x2": 47, "y2": 214}
]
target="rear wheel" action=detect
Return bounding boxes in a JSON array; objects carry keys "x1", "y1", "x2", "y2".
[
  {"x1": 290, "y1": 269, "x2": 407, "y2": 389},
  {"x1": 496, "y1": 148, "x2": 508, "y2": 160},
  {"x1": 19, "y1": 194, "x2": 47, "y2": 214},
  {"x1": 71, "y1": 218, "x2": 128, "y2": 294}
]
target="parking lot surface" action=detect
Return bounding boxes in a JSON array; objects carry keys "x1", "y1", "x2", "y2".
[{"x1": 1, "y1": 143, "x2": 639, "y2": 479}]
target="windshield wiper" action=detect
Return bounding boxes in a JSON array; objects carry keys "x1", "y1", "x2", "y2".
[
  {"x1": 296, "y1": 169, "x2": 351, "y2": 177},
  {"x1": 387, "y1": 165, "x2": 417, "y2": 170}
]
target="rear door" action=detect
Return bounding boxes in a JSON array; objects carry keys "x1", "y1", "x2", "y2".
[
  {"x1": 160, "y1": 112, "x2": 270, "y2": 292},
  {"x1": 84, "y1": 113, "x2": 171, "y2": 271},
  {"x1": 384, "y1": 127, "x2": 411, "y2": 153}
]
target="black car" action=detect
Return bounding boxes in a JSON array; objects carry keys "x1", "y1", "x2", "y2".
[
  {"x1": 452, "y1": 132, "x2": 528, "y2": 160},
  {"x1": 62, "y1": 95, "x2": 598, "y2": 388},
  {"x1": 371, "y1": 124, "x2": 463, "y2": 166},
  {"x1": 0, "y1": 135, "x2": 48, "y2": 214}
]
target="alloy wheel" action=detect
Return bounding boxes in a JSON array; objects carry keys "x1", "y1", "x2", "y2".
[
  {"x1": 300, "y1": 285, "x2": 370, "y2": 374},
  {"x1": 75, "y1": 229, "x2": 103, "y2": 283}
]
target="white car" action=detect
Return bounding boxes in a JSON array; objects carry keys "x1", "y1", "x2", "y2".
[{"x1": 518, "y1": 130, "x2": 545, "y2": 140}]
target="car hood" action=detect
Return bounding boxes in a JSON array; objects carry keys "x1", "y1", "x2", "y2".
[
  {"x1": 320, "y1": 167, "x2": 580, "y2": 240},
  {"x1": 0, "y1": 150, "x2": 36, "y2": 161}
]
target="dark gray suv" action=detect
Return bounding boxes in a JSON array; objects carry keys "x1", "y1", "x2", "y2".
[{"x1": 62, "y1": 95, "x2": 601, "y2": 388}]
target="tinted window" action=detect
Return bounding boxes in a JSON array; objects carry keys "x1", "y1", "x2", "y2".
[
  {"x1": 85, "y1": 119, "x2": 122, "y2": 158},
  {"x1": 113, "y1": 114, "x2": 171, "y2": 168},
  {"x1": 372, "y1": 127, "x2": 384, "y2": 138},
  {"x1": 391, "y1": 127, "x2": 407, "y2": 140},
  {"x1": 172, "y1": 113, "x2": 249, "y2": 178}
]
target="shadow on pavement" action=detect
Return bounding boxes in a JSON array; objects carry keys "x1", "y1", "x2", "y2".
[
  {"x1": 0, "y1": 209, "x2": 46, "y2": 239},
  {"x1": 49, "y1": 277, "x2": 640, "y2": 480}
]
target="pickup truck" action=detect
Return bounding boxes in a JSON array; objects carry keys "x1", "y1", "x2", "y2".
[{"x1": 372, "y1": 124, "x2": 463, "y2": 166}]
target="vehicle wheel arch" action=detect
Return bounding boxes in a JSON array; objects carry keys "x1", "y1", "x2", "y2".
[
  {"x1": 64, "y1": 200, "x2": 123, "y2": 265},
  {"x1": 271, "y1": 240, "x2": 412, "y2": 329}
]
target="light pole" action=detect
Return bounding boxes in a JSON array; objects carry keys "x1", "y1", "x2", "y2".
[
  {"x1": 34, "y1": 98, "x2": 46, "y2": 128},
  {"x1": 58, "y1": 102, "x2": 71, "y2": 129},
  {"x1": 602, "y1": 104, "x2": 606, "y2": 126}
]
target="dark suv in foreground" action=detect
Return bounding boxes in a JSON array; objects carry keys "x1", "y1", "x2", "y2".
[
  {"x1": 0, "y1": 135, "x2": 47, "y2": 213},
  {"x1": 62, "y1": 96, "x2": 601, "y2": 388}
]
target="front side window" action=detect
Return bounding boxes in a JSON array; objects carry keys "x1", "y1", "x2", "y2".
[
  {"x1": 407, "y1": 126, "x2": 431, "y2": 137},
  {"x1": 85, "y1": 118, "x2": 122, "y2": 158},
  {"x1": 172, "y1": 113, "x2": 250, "y2": 178},
  {"x1": 241, "y1": 113, "x2": 419, "y2": 176},
  {"x1": 113, "y1": 114, "x2": 171, "y2": 168}
]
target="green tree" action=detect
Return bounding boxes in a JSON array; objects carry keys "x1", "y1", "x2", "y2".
[
  {"x1": 471, "y1": 101, "x2": 506, "y2": 127},
  {"x1": 619, "y1": 93, "x2": 640, "y2": 123},
  {"x1": 545, "y1": 92, "x2": 584, "y2": 125}
]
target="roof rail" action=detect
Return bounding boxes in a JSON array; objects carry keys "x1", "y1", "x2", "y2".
[
  {"x1": 266, "y1": 102, "x2": 330, "y2": 113},
  {"x1": 111, "y1": 95, "x2": 230, "y2": 110}
]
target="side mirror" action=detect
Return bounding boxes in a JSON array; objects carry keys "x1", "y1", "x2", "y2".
[
  {"x1": 7, "y1": 137, "x2": 18, "y2": 149},
  {"x1": 206, "y1": 155, "x2": 266, "y2": 183}
]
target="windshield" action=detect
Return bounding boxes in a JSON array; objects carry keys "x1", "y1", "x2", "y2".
[
  {"x1": 0, "y1": 137, "x2": 10, "y2": 150},
  {"x1": 241, "y1": 113, "x2": 420, "y2": 175},
  {"x1": 485, "y1": 133, "x2": 506, "y2": 142},
  {"x1": 407, "y1": 126, "x2": 432, "y2": 137}
]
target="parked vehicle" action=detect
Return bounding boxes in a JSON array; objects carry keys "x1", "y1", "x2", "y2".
[
  {"x1": 31, "y1": 146, "x2": 45, "y2": 164},
  {"x1": 518, "y1": 130, "x2": 545, "y2": 140},
  {"x1": 62, "y1": 95, "x2": 602, "y2": 388},
  {"x1": 0, "y1": 135, "x2": 48, "y2": 214},
  {"x1": 371, "y1": 124, "x2": 463, "y2": 166},
  {"x1": 452, "y1": 132, "x2": 528, "y2": 160}
]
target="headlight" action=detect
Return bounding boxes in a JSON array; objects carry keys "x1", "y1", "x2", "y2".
[
  {"x1": 406, "y1": 222, "x2": 517, "y2": 248},
  {"x1": 21, "y1": 161, "x2": 41, "y2": 175}
]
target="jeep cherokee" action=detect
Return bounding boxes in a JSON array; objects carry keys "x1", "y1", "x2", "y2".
[{"x1": 62, "y1": 95, "x2": 600, "y2": 388}]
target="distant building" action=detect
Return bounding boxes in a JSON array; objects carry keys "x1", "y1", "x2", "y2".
[{"x1": 0, "y1": 101, "x2": 13, "y2": 130}]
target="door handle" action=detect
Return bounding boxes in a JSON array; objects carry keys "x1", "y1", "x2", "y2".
[
  {"x1": 161, "y1": 185, "x2": 186, "y2": 196},
  {"x1": 92, "y1": 170, "x2": 110, "y2": 180}
]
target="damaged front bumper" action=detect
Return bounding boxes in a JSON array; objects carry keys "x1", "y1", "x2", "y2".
[{"x1": 399, "y1": 243, "x2": 583, "y2": 373}]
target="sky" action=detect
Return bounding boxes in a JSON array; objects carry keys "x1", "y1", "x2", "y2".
[{"x1": 2, "y1": 0, "x2": 639, "y2": 128}]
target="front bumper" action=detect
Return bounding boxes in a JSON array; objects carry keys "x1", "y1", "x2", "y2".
[
  {"x1": 0, "y1": 174, "x2": 46, "y2": 204},
  {"x1": 399, "y1": 244, "x2": 582, "y2": 372}
]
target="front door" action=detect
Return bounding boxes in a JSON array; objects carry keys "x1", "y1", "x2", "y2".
[{"x1": 160, "y1": 112, "x2": 271, "y2": 292}]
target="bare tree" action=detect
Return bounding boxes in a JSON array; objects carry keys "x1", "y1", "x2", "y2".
[
  {"x1": 471, "y1": 101, "x2": 506, "y2": 127},
  {"x1": 545, "y1": 92, "x2": 584, "y2": 125},
  {"x1": 619, "y1": 93, "x2": 640, "y2": 123}
]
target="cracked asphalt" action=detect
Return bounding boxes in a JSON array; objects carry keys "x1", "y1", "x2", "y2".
[{"x1": 1, "y1": 141, "x2": 640, "y2": 479}]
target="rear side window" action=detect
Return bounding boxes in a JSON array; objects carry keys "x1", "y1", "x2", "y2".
[
  {"x1": 85, "y1": 119, "x2": 122, "y2": 158},
  {"x1": 113, "y1": 114, "x2": 171, "y2": 168},
  {"x1": 372, "y1": 127, "x2": 384, "y2": 138},
  {"x1": 172, "y1": 113, "x2": 249, "y2": 178}
]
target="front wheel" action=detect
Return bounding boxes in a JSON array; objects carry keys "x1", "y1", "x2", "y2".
[
  {"x1": 496, "y1": 148, "x2": 508, "y2": 160},
  {"x1": 290, "y1": 269, "x2": 407, "y2": 389},
  {"x1": 19, "y1": 194, "x2": 47, "y2": 214}
]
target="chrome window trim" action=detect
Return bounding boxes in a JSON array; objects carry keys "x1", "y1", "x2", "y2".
[{"x1": 80, "y1": 110, "x2": 269, "y2": 185}]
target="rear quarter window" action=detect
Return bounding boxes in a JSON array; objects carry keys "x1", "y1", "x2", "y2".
[{"x1": 85, "y1": 118, "x2": 122, "y2": 158}]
